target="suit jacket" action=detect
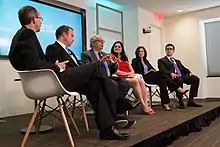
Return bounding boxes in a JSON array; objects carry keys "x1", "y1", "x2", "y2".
[
  {"x1": 9, "y1": 27, "x2": 59, "y2": 72},
  {"x1": 158, "y1": 56, "x2": 191, "y2": 76},
  {"x1": 46, "y1": 41, "x2": 81, "y2": 69},
  {"x1": 131, "y1": 58, "x2": 155, "y2": 75},
  {"x1": 81, "y1": 49, "x2": 118, "y2": 75}
]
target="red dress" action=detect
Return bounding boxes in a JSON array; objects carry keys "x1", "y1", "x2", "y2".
[{"x1": 118, "y1": 60, "x2": 130, "y2": 72}]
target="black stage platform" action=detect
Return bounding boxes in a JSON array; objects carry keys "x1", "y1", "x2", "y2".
[{"x1": 0, "y1": 100, "x2": 220, "y2": 147}]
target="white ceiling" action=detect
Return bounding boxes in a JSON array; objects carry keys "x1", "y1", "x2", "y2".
[{"x1": 109, "y1": 0, "x2": 220, "y2": 17}]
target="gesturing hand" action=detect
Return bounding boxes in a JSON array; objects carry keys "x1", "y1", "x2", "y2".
[
  {"x1": 100, "y1": 55, "x2": 111, "y2": 62},
  {"x1": 55, "y1": 60, "x2": 69, "y2": 70}
]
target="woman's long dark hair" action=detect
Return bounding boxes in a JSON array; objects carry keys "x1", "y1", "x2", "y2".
[
  {"x1": 111, "y1": 41, "x2": 128, "y2": 61},
  {"x1": 135, "y1": 46, "x2": 147, "y2": 62}
]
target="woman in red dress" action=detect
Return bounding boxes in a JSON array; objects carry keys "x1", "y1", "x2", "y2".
[{"x1": 111, "y1": 41, "x2": 155, "y2": 115}]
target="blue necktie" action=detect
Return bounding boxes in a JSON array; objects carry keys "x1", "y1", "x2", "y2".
[
  {"x1": 98, "y1": 52, "x2": 108, "y2": 76},
  {"x1": 171, "y1": 58, "x2": 182, "y2": 77}
]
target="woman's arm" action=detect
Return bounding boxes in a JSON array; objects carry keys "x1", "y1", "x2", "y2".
[
  {"x1": 115, "y1": 70, "x2": 130, "y2": 76},
  {"x1": 128, "y1": 62, "x2": 135, "y2": 75}
]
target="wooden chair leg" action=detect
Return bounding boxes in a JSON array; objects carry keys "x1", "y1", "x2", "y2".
[
  {"x1": 60, "y1": 104, "x2": 75, "y2": 147},
  {"x1": 36, "y1": 100, "x2": 46, "y2": 134},
  {"x1": 173, "y1": 92, "x2": 177, "y2": 108},
  {"x1": 149, "y1": 87, "x2": 152, "y2": 107},
  {"x1": 63, "y1": 101, "x2": 80, "y2": 135},
  {"x1": 20, "y1": 105, "x2": 39, "y2": 147},
  {"x1": 81, "y1": 101, "x2": 89, "y2": 131}
]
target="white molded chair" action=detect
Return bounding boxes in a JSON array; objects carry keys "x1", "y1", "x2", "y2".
[
  {"x1": 16, "y1": 69, "x2": 88, "y2": 147},
  {"x1": 145, "y1": 83, "x2": 160, "y2": 107},
  {"x1": 134, "y1": 74, "x2": 160, "y2": 107}
]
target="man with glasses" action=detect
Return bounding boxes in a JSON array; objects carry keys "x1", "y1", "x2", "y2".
[
  {"x1": 81, "y1": 35, "x2": 138, "y2": 129},
  {"x1": 9, "y1": 6, "x2": 131, "y2": 140},
  {"x1": 158, "y1": 43, "x2": 202, "y2": 108}
]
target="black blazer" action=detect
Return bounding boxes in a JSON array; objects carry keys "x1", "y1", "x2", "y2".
[
  {"x1": 81, "y1": 49, "x2": 118, "y2": 75},
  {"x1": 9, "y1": 27, "x2": 59, "y2": 72},
  {"x1": 158, "y1": 56, "x2": 191, "y2": 76},
  {"x1": 46, "y1": 41, "x2": 81, "y2": 69},
  {"x1": 131, "y1": 58, "x2": 155, "y2": 75}
]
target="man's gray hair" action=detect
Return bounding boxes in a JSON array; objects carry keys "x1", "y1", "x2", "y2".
[{"x1": 90, "y1": 35, "x2": 102, "y2": 48}]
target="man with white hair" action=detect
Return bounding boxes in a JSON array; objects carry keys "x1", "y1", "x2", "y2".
[{"x1": 81, "y1": 35, "x2": 138, "y2": 129}]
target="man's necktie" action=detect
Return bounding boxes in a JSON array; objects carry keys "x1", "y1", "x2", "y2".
[
  {"x1": 170, "y1": 58, "x2": 182, "y2": 77},
  {"x1": 98, "y1": 52, "x2": 108, "y2": 76},
  {"x1": 67, "y1": 48, "x2": 79, "y2": 66}
]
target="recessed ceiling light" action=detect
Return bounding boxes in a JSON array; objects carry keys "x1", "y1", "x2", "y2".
[{"x1": 177, "y1": 9, "x2": 183, "y2": 13}]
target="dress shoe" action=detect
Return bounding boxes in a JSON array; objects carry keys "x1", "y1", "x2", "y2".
[
  {"x1": 187, "y1": 101, "x2": 202, "y2": 107},
  {"x1": 99, "y1": 126, "x2": 130, "y2": 140},
  {"x1": 162, "y1": 105, "x2": 172, "y2": 111},
  {"x1": 178, "y1": 100, "x2": 185, "y2": 109},
  {"x1": 114, "y1": 119, "x2": 128, "y2": 129},
  {"x1": 116, "y1": 115, "x2": 136, "y2": 129},
  {"x1": 123, "y1": 119, "x2": 136, "y2": 129},
  {"x1": 141, "y1": 109, "x2": 155, "y2": 115}
]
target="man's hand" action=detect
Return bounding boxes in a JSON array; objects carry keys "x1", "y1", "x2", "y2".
[
  {"x1": 55, "y1": 60, "x2": 69, "y2": 70},
  {"x1": 109, "y1": 53, "x2": 119, "y2": 64},
  {"x1": 100, "y1": 55, "x2": 111, "y2": 62},
  {"x1": 170, "y1": 73, "x2": 178, "y2": 79}
]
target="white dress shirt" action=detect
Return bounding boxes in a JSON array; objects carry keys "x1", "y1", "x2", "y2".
[{"x1": 56, "y1": 40, "x2": 79, "y2": 66}]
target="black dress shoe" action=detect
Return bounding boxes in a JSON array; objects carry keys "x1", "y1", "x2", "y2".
[
  {"x1": 187, "y1": 101, "x2": 202, "y2": 107},
  {"x1": 114, "y1": 119, "x2": 128, "y2": 129},
  {"x1": 178, "y1": 100, "x2": 185, "y2": 109},
  {"x1": 115, "y1": 115, "x2": 136, "y2": 129},
  {"x1": 99, "y1": 126, "x2": 130, "y2": 140},
  {"x1": 123, "y1": 119, "x2": 136, "y2": 129}
]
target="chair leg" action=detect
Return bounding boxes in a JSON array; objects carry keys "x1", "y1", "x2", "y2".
[
  {"x1": 36, "y1": 100, "x2": 46, "y2": 135},
  {"x1": 81, "y1": 98, "x2": 89, "y2": 131},
  {"x1": 148, "y1": 87, "x2": 152, "y2": 107},
  {"x1": 53, "y1": 113, "x2": 60, "y2": 128},
  {"x1": 59, "y1": 104, "x2": 75, "y2": 147},
  {"x1": 71, "y1": 96, "x2": 77, "y2": 116},
  {"x1": 184, "y1": 93, "x2": 189, "y2": 100},
  {"x1": 173, "y1": 92, "x2": 177, "y2": 108},
  {"x1": 20, "y1": 105, "x2": 39, "y2": 147},
  {"x1": 63, "y1": 101, "x2": 80, "y2": 135},
  {"x1": 125, "y1": 111, "x2": 129, "y2": 116}
]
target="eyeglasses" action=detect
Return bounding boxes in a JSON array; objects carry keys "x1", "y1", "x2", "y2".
[
  {"x1": 166, "y1": 48, "x2": 174, "y2": 50},
  {"x1": 95, "y1": 40, "x2": 105, "y2": 44},
  {"x1": 35, "y1": 16, "x2": 43, "y2": 22}
]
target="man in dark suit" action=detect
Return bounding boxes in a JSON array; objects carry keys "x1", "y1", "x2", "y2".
[
  {"x1": 80, "y1": 35, "x2": 137, "y2": 128},
  {"x1": 81, "y1": 35, "x2": 133, "y2": 103},
  {"x1": 132, "y1": 46, "x2": 188, "y2": 111},
  {"x1": 46, "y1": 28, "x2": 137, "y2": 129},
  {"x1": 9, "y1": 6, "x2": 130, "y2": 140},
  {"x1": 158, "y1": 43, "x2": 202, "y2": 108}
]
